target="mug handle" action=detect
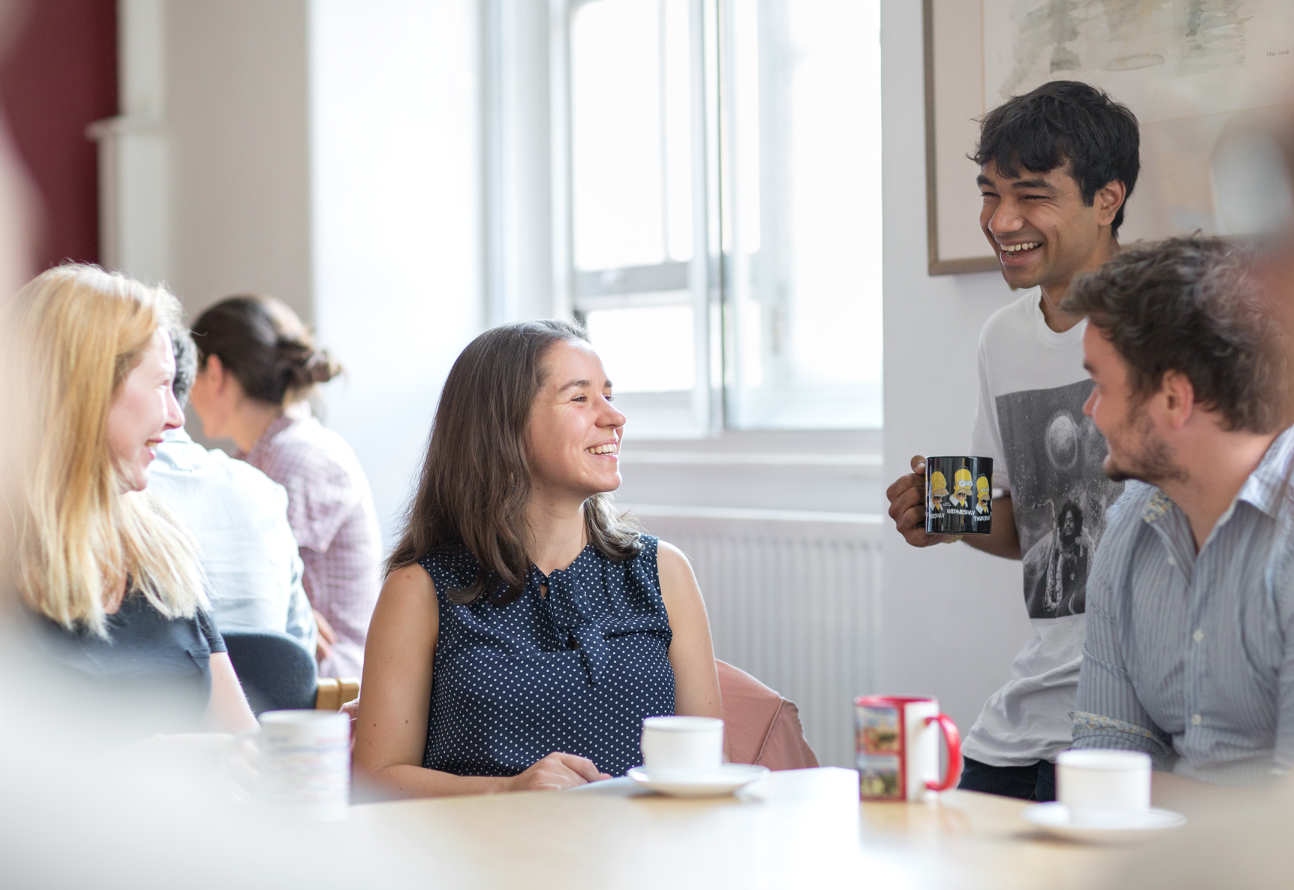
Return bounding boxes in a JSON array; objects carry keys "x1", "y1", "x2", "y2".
[{"x1": 923, "y1": 713, "x2": 962, "y2": 792}]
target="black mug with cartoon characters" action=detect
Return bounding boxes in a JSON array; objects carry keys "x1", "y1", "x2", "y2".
[{"x1": 925, "y1": 456, "x2": 992, "y2": 535}]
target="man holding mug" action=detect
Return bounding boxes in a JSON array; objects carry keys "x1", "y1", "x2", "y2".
[{"x1": 885, "y1": 81, "x2": 1138, "y2": 800}]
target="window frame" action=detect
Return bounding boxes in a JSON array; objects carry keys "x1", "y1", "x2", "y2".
[
  {"x1": 555, "y1": 0, "x2": 720, "y2": 437},
  {"x1": 490, "y1": 0, "x2": 881, "y2": 453}
]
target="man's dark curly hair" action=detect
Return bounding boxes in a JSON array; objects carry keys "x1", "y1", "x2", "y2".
[
  {"x1": 973, "y1": 80, "x2": 1140, "y2": 235},
  {"x1": 1062, "y1": 235, "x2": 1286, "y2": 434}
]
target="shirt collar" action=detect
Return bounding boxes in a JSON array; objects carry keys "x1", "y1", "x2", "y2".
[
  {"x1": 1140, "y1": 424, "x2": 1294, "y2": 526},
  {"x1": 1141, "y1": 488, "x2": 1175, "y2": 525},
  {"x1": 1233, "y1": 424, "x2": 1294, "y2": 520},
  {"x1": 239, "y1": 411, "x2": 301, "y2": 462}
]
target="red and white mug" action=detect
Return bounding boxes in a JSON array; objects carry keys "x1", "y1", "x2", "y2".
[{"x1": 854, "y1": 695, "x2": 962, "y2": 801}]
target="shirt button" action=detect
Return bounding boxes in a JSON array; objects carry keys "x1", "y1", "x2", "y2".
[
  {"x1": 1167, "y1": 557, "x2": 1176, "y2": 567},
  {"x1": 1191, "y1": 714, "x2": 1202, "y2": 726},
  {"x1": 1193, "y1": 629, "x2": 1205, "y2": 643}
]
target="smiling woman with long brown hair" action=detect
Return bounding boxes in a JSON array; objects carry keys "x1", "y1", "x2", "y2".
[{"x1": 356, "y1": 320, "x2": 720, "y2": 796}]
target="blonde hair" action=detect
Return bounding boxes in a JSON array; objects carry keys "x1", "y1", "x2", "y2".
[{"x1": 0, "y1": 264, "x2": 205, "y2": 636}]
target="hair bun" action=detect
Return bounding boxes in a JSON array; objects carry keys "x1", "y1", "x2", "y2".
[
  {"x1": 195, "y1": 295, "x2": 341, "y2": 405},
  {"x1": 272, "y1": 336, "x2": 341, "y2": 391},
  {"x1": 303, "y1": 349, "x2": 343, "y2": 384}
]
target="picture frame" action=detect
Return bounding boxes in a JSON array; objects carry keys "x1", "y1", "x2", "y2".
[
  {"x1": 922, "y1": 0, "x2": 998, "y2": 276},
  {"x1": 922, "y1": 0, "x2": 1294, "y2": 277}
]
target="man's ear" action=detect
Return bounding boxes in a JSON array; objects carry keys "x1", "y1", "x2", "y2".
[
  {"x1": 1159, "y1": 370, "x2": 1195, "y2": 429},
  {"x1": 1094, "y1": 179, "x2": 1127, "y2": 228}
]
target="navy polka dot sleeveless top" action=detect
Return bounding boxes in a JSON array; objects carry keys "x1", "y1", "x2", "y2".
[{"x1": 418, "y1": 535, "x2": 676, "y2": 777}]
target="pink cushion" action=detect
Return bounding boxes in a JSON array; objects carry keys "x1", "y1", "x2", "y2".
[{"x1": 717, "y1": 659, "x2": 819, "y2": 770}]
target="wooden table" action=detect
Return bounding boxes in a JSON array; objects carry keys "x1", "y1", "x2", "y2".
[{"x1": 345, "y1": 768, "x2": 1153, "y2": 888}]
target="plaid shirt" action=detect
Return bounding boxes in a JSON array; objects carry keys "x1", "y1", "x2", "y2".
[{"x1": 243, "y1": 409, "x2": 382, "y2": 679}]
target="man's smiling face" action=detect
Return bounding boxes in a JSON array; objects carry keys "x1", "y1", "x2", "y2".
[{"x1": 977, "y1": 160, "x2": 1115, "y2": 295}]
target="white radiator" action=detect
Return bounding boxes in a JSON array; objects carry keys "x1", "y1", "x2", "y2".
[{"x1": 629, "y1": 506, "x2": 882, "y2": 769}]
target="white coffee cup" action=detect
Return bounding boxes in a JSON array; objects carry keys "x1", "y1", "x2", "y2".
[
  {"x1": 640, "y1": 716, "x2": 724, "y2": 775},
  {"x1": 1056, "y1": 749, "x2": 1150, "y2": 824},
  {"x1": 258, "y1": 710, "x2": 350, "y2": 821}
]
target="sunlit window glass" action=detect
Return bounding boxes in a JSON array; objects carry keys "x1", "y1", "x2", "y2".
[{"x1": 570, "y1": 0, "x2": 693, "y2": 271}]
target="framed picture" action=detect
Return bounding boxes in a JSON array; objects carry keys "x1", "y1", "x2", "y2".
[{"x1": 923, "y1": 0, "x2": 1294, "y2": 276}]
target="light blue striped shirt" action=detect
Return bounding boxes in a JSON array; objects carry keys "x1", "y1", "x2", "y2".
[
  {"x1": 149, "y1": 429, "x2": 317, "y2": 652},
  {"x1": 1073, "y1": 425, "x2": 1294, "y2": 782}
]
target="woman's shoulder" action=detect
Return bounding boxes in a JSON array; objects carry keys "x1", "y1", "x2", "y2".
[
  {"x1": 411, "y1": 548, "x2": 480, "y2": 596},
  {"x1": 256, "y1": 415, "x2": 360, "y2": 481},
  {"x1": 383, "y1": 561, "x2": 439, "y2": 599},
  {"x1": 41, "y1": 593, "x2": 213, "y2": 660},
  {"x1": 589, "y1": 533, "x2": 670, "y2": 598},
  {"x1": 653, "y1": 536, "x2": 690, "y2": 566},
  {"x1": 650, "y1": 538, "x2": 696, "y2": 585},
  {"x1": 254, "y1": 416, "x2": 378, "y2": 545},
  {"x1": 608, "y1": 534, "x2": 684, "y2": 571},
  {"x1": 584, "y1": 532, "x2": 659, "y2": 576}
]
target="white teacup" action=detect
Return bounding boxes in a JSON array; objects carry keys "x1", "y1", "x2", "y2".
[
  {"x1": 1056, "y1": 749, "x2": 1150, "y2": 824},
  {"x1": 640, "y1": 716, "x2": 724, "y2": 775},
  {"x1": 258, "y1": 710, "x2": 350, "y2": 821}
]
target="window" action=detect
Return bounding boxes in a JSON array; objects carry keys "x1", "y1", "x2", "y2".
[
  {"x1": 719, "y1": 0, "x2": 883, "y2": 430},
  {"x1": 556, "y1": 0, "x2": 883, "y2": 436}
]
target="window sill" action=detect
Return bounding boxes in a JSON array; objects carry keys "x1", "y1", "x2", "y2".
[{"x1": 616, "y1": 428, "x2": 884, "y2": 516}]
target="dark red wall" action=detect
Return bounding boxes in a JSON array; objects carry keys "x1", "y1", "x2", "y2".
[{"x1": 0, "y1": 0, "x2": 117, "y2": 270}]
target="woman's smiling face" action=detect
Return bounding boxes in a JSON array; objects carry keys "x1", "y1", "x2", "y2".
[
  {"x1": 106, "y1": 329, "x2": 184, "y2": 492},
  {"x1": 524, "y1": 339, "x2": 627, "y2": 504}
]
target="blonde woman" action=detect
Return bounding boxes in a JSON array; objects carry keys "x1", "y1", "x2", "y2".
[{"x1": 0, "y1": 264, "x2": 256, "y2": 734}]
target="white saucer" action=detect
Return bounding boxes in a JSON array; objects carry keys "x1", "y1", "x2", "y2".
[
  {"x1": 626, "y1": 764, "x2": 770, "y2": 797},
  {"x1": 1023, "y1": 802, "x2": 1187, "y2": 844}
]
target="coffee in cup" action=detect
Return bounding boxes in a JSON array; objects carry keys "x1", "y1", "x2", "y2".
[{"x1": 925, "y1": 455, "x2": 992, "y2": 535}]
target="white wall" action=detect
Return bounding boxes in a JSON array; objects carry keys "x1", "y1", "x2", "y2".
[
  {"x1": 128, "y1": 1, "x2": 484, "y2": 547},
  {"x1": 308, "y1": 0, "x2": 484, "y2": 543},
  {"x1": 162, "y1": 0, "x2": 313, "y2": 322},
  {"x1": 878, "y1": 2, "x2": 1031, "y2": 734}
]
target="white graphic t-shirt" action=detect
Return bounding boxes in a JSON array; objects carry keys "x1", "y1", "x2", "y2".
[{"x1": 964, "y1": 288, "x2": 1124, "y2": 766}]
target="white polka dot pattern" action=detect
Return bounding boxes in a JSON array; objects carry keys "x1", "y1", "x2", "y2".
[{"x1": 418, "y1": 536, "x2": 676, "y2": 777}]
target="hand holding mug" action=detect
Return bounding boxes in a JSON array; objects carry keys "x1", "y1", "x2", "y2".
[
  {"x1": 924, "y1": 456, "x2": 992, "y2": 536},
  {"x1": 886, "y1": 455, "x2": 960, "y2": 548}
]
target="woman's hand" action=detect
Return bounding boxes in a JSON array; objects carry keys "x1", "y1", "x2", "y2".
[
  {"x1": 341, "y1": 696, "x2": 360, "y2": 752},
  {"x1": 314, "y1": 608, "x2": 337, "y2": 663},
  {"x1": 508, "y1": 752, "x2": 609, "y2": 791}
]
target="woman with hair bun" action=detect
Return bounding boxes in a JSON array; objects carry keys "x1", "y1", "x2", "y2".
[{"x1": 188, "y1": 295, "x2": 380, "y2": 679}]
